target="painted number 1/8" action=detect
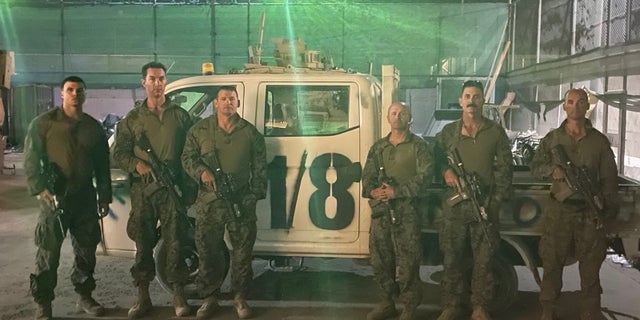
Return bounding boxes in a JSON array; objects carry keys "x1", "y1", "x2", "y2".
[{"x1": 267, "y1": 153, "x2": 361, "y2": 230}]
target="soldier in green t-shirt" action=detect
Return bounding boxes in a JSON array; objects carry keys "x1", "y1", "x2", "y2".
[
  {"x1": 112, "y1": 62, "x2": 193, "y2": 319},
  {"x1": 25, "y1": 76, "x2": 112, "y2": 320},
  {"x1": 361, "y1": 102, "x2": 433, "y2": 320},
  {"x1": 434, "y1": 81, "x2": 513, "y2": 320},
  {"x1": 182, "y1": 86, "x2": 267, "y2": 320},
  {"x1": 531, "y1": 89, "x2": 619, "y2": 320}
]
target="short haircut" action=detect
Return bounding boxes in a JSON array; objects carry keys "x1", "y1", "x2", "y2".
[
  {"x1": 563, "y1": 88, "x2": 588, "y2": 102},
  {"x1": 141, "y1": 61, "x2": 166, "y2": 79},
  {"x1": 215, "y1": 86, "x2": 238, "y2": 99},
  {"x1": 388, "y1": 101, "x2": 410, "y2": 115},
  {"x1": 60, "y1": 76, "x2": 86, "y2": 89},
  {"x1": 461, "y1": 80, "x2": 484, "y2": 95}
]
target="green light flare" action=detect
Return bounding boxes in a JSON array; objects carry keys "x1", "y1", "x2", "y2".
[{"x1": 0, "y1": 2, "x2": 18, "y2": 49}]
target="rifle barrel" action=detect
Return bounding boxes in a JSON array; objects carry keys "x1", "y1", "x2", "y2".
[{"x1": 449, "y1": 147, "x2": 493, "y2": 249}]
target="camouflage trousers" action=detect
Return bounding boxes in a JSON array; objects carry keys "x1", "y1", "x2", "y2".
[
  {"x1": 30, "y1": 188, "x2": 101, "y2": 303},
  {"x1": 438, "y1": 200, "x2": 499, "y2": 309},
  {"x1": 127, "y1": 182, "x2": 189, "y2": 287},
  {"x1": 539, "y1": 202, "x2": 607, "y2": 313},
  {"x1": 195, "y1": 198, "x2": 257, "y2": 298},
  {"x1": 369, "y1": 199, "x2": 422, "y2": 307}
]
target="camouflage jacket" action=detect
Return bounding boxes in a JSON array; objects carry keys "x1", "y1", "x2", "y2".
[
  {"x1": 111, "y1": 98, "x2": 192, "y2": 175},
  {"x1": 361, "y1": 132, "x2": 432, "y2": 199},
  {"x1": 181, "y1": 114, "x2": 267, "y2": 200},
  {"x1": 434, "y1": 117, "x2": 513, "y2": 201},
  {"x1": 531, "y1": 119, "x2": 618, "y2": 206},
  {"x1": 24, "y1": 107, "x2": 112, "y2": 204}
]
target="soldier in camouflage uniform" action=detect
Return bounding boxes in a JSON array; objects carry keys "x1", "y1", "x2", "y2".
[
  {"x1": 361, "y1": 102, "x2": 432, "y2": 320},
  {"x1": 434, "y1": 80, "x2": 512, "y2": 320},
  {"x1": 531, "y1": 88, "x2": 618, "y2": 320},
  {"x1": 111, "y1": 62, "x2": 193, "y2": 319},
  {"x1": 24, "y1": 76, "x2": 112, "y2": 320},
  {"x1": 181, "y1": 86, "x2": 267, "y2": 320}
]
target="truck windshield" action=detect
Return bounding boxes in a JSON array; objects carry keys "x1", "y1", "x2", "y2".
[
  {"x1": 264, "y1": 85, "x2": 350, "y2": 136},
  {"x1": 167, "y1": 86, "x2": 222, "y2": 119}
]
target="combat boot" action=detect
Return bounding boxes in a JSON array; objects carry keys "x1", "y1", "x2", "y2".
[
  {"x1": 540, "y1": 305, "x2": 558, "y2": 320},
  {"x1": 34, "y1": 301, "x2": 52, "y2": 320},
  {"x1": 127, "y1": 282, "x2": 152, "y2": 319},
  {"x1": 76, "y1": 294, "x2": 105, "y2": 316},
  {"x1": 196, "y1": 294, "x2": 219, "y2": 320},
  {"x1": 580, "y1": 310, "x2": 606, "y2": 320},
  {"x1": 366, "y1": 299, "x2": 397, "y2": 320},
  {"x1": 398, "y1": 304, "x2": 417, "y2": 320},
  {"x1": 234, "y1": 294, "x2": 252, "y2": 319},
  {"x1": 580, "y1": 297, "x2": 604, "y2": 320},
  {"x1": 172, "y1": 285, "x2": 191, "y2": 317},
  {"x1": 436, "y1": 306, "x2": 460, "y2": 320},
  {"x1": 471, "y1": 306, "x2": 492, "y2": 320}
]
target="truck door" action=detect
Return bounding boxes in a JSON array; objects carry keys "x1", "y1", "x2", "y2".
[{"x1": 254, "y1": 83, "x2": 363, "y2": 249}]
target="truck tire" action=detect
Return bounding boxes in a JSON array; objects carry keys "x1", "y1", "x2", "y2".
[
  {"x1": 488, "y1": 252, "x2": 518, "y2": 312},
  {"x1": 154, "y1": 238, "x2": 230, "y2": 299}
]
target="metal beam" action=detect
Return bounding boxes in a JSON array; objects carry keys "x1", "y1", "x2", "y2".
[{"x1": 506, "y1": 43, "x2": 640, "y2": 87}]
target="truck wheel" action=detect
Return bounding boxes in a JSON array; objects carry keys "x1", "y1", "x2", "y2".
[
  {"x1": 154, "y1": 238, "x2": 230, "y2": 299},
  {"x1": 488, "y1": 253, "x2": 518, "y2": 312}
]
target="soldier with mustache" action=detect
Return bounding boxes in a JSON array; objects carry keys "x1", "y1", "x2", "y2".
[{"x1": 434, "y1": 80, "x2": 513, "y2": 320}]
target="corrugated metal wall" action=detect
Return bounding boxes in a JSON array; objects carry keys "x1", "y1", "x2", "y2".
[
  {"x1": 9, "y1": 85, "x2": 53, "y2": 147},
  {"x1": 0, "y1": 3, "x2": 508, "y2": 88}
]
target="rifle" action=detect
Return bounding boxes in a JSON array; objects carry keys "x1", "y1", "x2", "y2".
[
  {"x1": 42, "y1": 160, "x2": 66, "y2": 240},
  {"x1": 447, "y1": 148, "x2": 493, "y2": 248},
  {"x1": 551, "y1": 144, "x2": 605, "y2": 229},
  {"x1": 137, "y1": 132, "x2": 187, "y2": 213},
  {"x1": 202, "y1": 151, "x2": 242, "y2": 220},
  {"x1": 369, "y1": 152, "x2": 398, "y2": 224}
]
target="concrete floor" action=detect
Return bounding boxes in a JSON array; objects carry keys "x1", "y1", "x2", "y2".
[{"x1": 2, "y1": 152, "x2": 640, "y2": 320}]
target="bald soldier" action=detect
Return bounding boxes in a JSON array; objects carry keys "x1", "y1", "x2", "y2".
[
  {"x1": 361, "y1": 102, "x2": 433, "y2": 320},
  {"x1": 531, "y1": 88, "x2": 618, "y2": 320}
]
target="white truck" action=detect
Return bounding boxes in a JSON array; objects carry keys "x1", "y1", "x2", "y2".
[{"x1": 104, "y1": 57, "x2": 640, "y2": 312}]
